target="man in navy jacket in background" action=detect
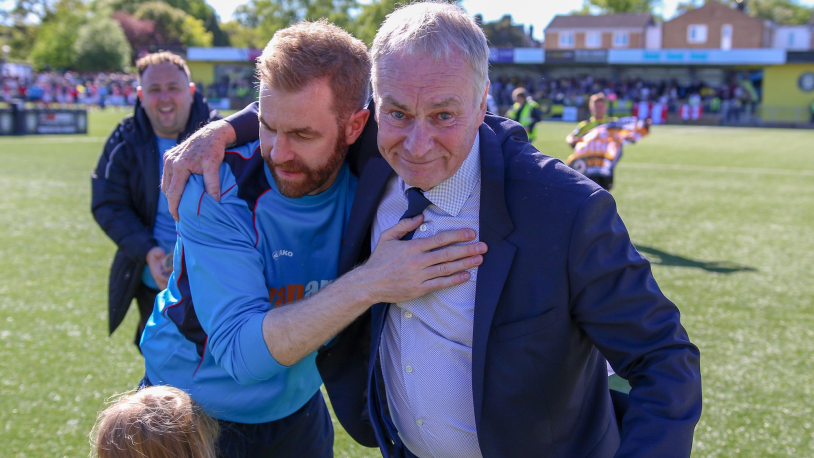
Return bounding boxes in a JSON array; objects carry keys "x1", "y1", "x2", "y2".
[{"x1": 91, "y1": 52, "x2": 219, "y2": 348}]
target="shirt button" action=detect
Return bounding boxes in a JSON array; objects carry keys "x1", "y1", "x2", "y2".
[
  {"x1": 404, "y1": 311, "x2": 413, "y2": 318},
  {"x1": 419, "y1": 224, "x2": 428, "y2": 232},
  {"x1": 416, "y1": 419, "x2": 424, "y2": 426},
  {"x1": 405, "y1": 366, "x2": 413, "y2": 373}
]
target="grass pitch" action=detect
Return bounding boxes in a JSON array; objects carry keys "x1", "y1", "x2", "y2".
[{"x1": 0, "y1": 111, "x2": 812, "y2": 457}]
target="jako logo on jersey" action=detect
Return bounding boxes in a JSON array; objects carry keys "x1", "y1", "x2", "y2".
[{"x1": 272, "y1": 250, "x2": 294, "y2": 260}]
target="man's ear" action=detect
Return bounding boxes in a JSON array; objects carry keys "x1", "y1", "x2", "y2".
[
  {"x1": 137, "y1": 86, "x2": 142, "y2": 101},
  {"x1": 344, "y1": 108, "x2": 370, "y2": 145},
  {"x1": 478, "y1": 82, "x2": 489, "y2": 120},
  {"x1": 189, "y1": 82, "x2": 196, "y2": 96}
]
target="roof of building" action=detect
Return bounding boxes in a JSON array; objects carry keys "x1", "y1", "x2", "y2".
[
  {"x1": 545, "y1": 13, "x2": 654, "y2": 30},
  {"x1": 664, "y1": 1, "x2": 754, "y2": 24}
]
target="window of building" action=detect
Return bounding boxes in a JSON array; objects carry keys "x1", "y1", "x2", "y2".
[
  {"x1": 787, "y1": 32, "x2": 796, "y2": 47},
  {"x1": 688, "y1": 24, "x2": 708, "y2": 44},
  {"x1": 586, "y1": 32, "x2": 602, "y2": 48},
  {"x1": 613, "y1": 31, "x2": 629, "y2": 47},
  {"x1": 721, "y1": 24, "x2": 732, "y2": 50},
  {"x1": 559, "y1": 31, "x2": 574, "y2": 48}
]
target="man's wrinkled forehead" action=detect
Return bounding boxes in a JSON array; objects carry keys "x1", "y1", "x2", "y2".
[
  {"x1": 374, "y1": 50, "x2": 459, "y2": 86},
  {"x1": 373, "y1": 51, "x2": 481, "y2": 109}
]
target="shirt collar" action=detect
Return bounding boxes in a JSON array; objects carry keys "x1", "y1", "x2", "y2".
[{"x1": 401, "y1": 132, "x2": 481, "y2": 217}]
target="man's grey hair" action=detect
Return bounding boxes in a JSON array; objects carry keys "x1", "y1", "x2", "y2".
[{"x1": 371, "y1": 1, "x2": 490, "y2": 103}]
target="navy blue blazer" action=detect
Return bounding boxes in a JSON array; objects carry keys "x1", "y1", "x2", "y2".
[{"x1": 227, "y1": 105, "x2": 702, "y2": 458}]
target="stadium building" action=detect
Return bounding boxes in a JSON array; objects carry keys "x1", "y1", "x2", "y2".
[
  {"x1": 486, "y1": 2, "x2": 814, "y2": 126},
  {"x1": 181, "y1": 2, "x2": 814, "y2": 126}
]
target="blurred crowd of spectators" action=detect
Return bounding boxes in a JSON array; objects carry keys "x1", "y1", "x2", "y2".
[
  {"x1": 203, "y1": 75, "x2": 258, "y2": 102},
  {"x1": 2, "y1": 71, "x2": 141, "y2": 108},
  {"x1": 491, "y1": 74, "x2": 761, "y2": 120},
  {"x1": 4, "y1": 69, "x2": 762, "y2": 122},
  {"x1": 1, "y1": 69, "x2": 259, "y2": 110}
]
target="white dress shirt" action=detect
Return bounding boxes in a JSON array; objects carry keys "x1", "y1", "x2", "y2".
[{"x1": 372, "y1": 133, "x2": 483, "y2": 458}]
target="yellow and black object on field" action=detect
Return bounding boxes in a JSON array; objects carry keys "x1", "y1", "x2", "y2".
[{"x1": 565, "y1": 117, "x2": 650, "y2": 191}]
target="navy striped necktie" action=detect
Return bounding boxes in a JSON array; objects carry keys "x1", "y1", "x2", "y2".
[{"x1": 400, "y1": 187, "x2": 432, "y2": 241}]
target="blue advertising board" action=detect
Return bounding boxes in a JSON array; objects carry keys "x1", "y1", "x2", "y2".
[
  {"x1": 608, "y1": 49, "x2": 786, "y2": 65},
  {"x1": 489, "y1": 48, "x2": 545, "y2": 64}
]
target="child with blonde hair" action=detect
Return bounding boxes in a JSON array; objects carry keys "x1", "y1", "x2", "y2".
[{"x1": 90, "y1": 385, "x2": 219, "y2": 458}]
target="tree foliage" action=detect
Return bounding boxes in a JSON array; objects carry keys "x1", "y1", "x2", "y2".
[
  {"x1": 743, "y1": 0, "x2": 813, "y2": 25},
  {"x1": 3, "y1": 0, "x2": 59, "y2": 22},
  {"x1": 134, "y1": 1, "x2": 212, "y2": 47},
  {"x1": 29, "y1": 4, "x2": 86, "y2": 70},
  {"x1": 673, "y1": 0, "x2": 813, "y2": 25},
  {"x1": 93, "y1": 0, "x2": 228, "y2": 45},
  {"x1": 73, "y1": 16, "x2": 132, "y2": 71},
  {"x1": 112, "y1": 11, "x2": 155, "y2": 54},
  {"x1": 577, "y1": 0, "x2": 661, "y2": 14},
  {"x1": 353, "y1": 0, "x2": 400, "y2": 45},
  {"x1": 221, "y1": 20, "x2": 270, "y2": 49},
  {"x1": 0, "y1": 24, "x2": 39, "y2": 61},
  {"x1": 480, "y1": 14, "x2": 527, "y2": 47},
  {"x1": 231, "y1": 0, "x2": 457, "y2": 47},
  {"x1": 233, "y1": 0, "x2": 382, "y2": 45},
  {"x1": 181, "y1": 14, "x2": 214, "y2": 46},
  {"x1": 674, "y1": 0, "x2": 702, "y2": 15}
]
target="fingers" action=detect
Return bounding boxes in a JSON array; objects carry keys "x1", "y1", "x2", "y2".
[
  {"x1": 161, "y1": 151, "x2": 175, "y2": 195},
  {"x1": 423, "y1": 241, "x2": 487, "y2": 266},
  {"x1": 423, "y1": 255, "x2": 482, "y2": 280},
  {"x1": 379, "y1": 215, "x2": 424, "y2": 242},
  {"x1": 166, "y1": 166, "x2": 192, "y2": 222},
  {"x1": 415, "y1": 228, "x2": 477, "y2": 251},
  {"x1": 420, "y1": 271, "x2": 471, "y2": 292},
  {"x1": 202, "y1": 159, "x2": 222, "y2": 202}
]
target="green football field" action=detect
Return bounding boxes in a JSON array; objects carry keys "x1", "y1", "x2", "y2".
[{"x1": 1, "y1": 110, "x2": 812, "y2": 457}]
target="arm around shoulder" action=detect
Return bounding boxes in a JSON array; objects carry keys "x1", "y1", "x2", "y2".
[{"x1": 226, "y1": 102, "x2": 260, "y2": 146}]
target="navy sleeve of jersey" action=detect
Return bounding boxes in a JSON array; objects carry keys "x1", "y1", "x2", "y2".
[
  {"x1": 226, "y1": 102, "x2": 259, "y2": 147},
  {"x1": 176, "y1": 155, "x2": 286, "y2": 385}
]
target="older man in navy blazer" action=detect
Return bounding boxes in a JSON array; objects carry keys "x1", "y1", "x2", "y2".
[{"x1": 162, "y1": 3, "x2": 701, "y2": 457}]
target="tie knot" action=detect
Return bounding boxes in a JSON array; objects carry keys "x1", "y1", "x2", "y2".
[{"x1": 401, "y1": 187, "x2": 432, "y2": 221}]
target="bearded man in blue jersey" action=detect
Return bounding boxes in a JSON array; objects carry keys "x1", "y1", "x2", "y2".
[{"x1": 139, "y1": 21, "x2": 484, "y2": 458}]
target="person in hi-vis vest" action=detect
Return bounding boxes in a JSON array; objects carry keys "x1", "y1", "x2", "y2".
[
  {"x1": 566, "y1": 92, "x2": 617, "y2": 148},
  {"x1": 504, "y1": 87, "x2": 542, "y2": 142}
]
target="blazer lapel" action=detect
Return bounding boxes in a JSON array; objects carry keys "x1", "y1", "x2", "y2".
[
  {"x1": 338, "y1": 157, "x2": 395, "y2": 275},
  {"x1": 472, "y1": 123, "x2": 516, "y2": 431},
  {"x1": 335, "y1": 155, "x2": 396, "y2": 454}
]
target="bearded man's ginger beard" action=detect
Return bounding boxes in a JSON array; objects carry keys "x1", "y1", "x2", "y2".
[{"x1": 266, "y1": 133, "x2": 349, "y2": 198}]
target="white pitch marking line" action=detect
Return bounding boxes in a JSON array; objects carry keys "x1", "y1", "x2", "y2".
[
  {"x1": 624, "y1": 162, "x2": 814, "y2": 177},
  {"x1": 0, "y1": 137, "x2": 107, "y2": 144}
]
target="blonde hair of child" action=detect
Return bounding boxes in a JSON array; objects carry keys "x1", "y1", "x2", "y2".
[{"x1": 90, "y1": 386, "x2": 219, "y2": 458}]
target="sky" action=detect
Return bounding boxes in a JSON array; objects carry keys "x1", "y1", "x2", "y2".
[{"x1": 204, "y1": 0, "x2": 814, "y2": 41}]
